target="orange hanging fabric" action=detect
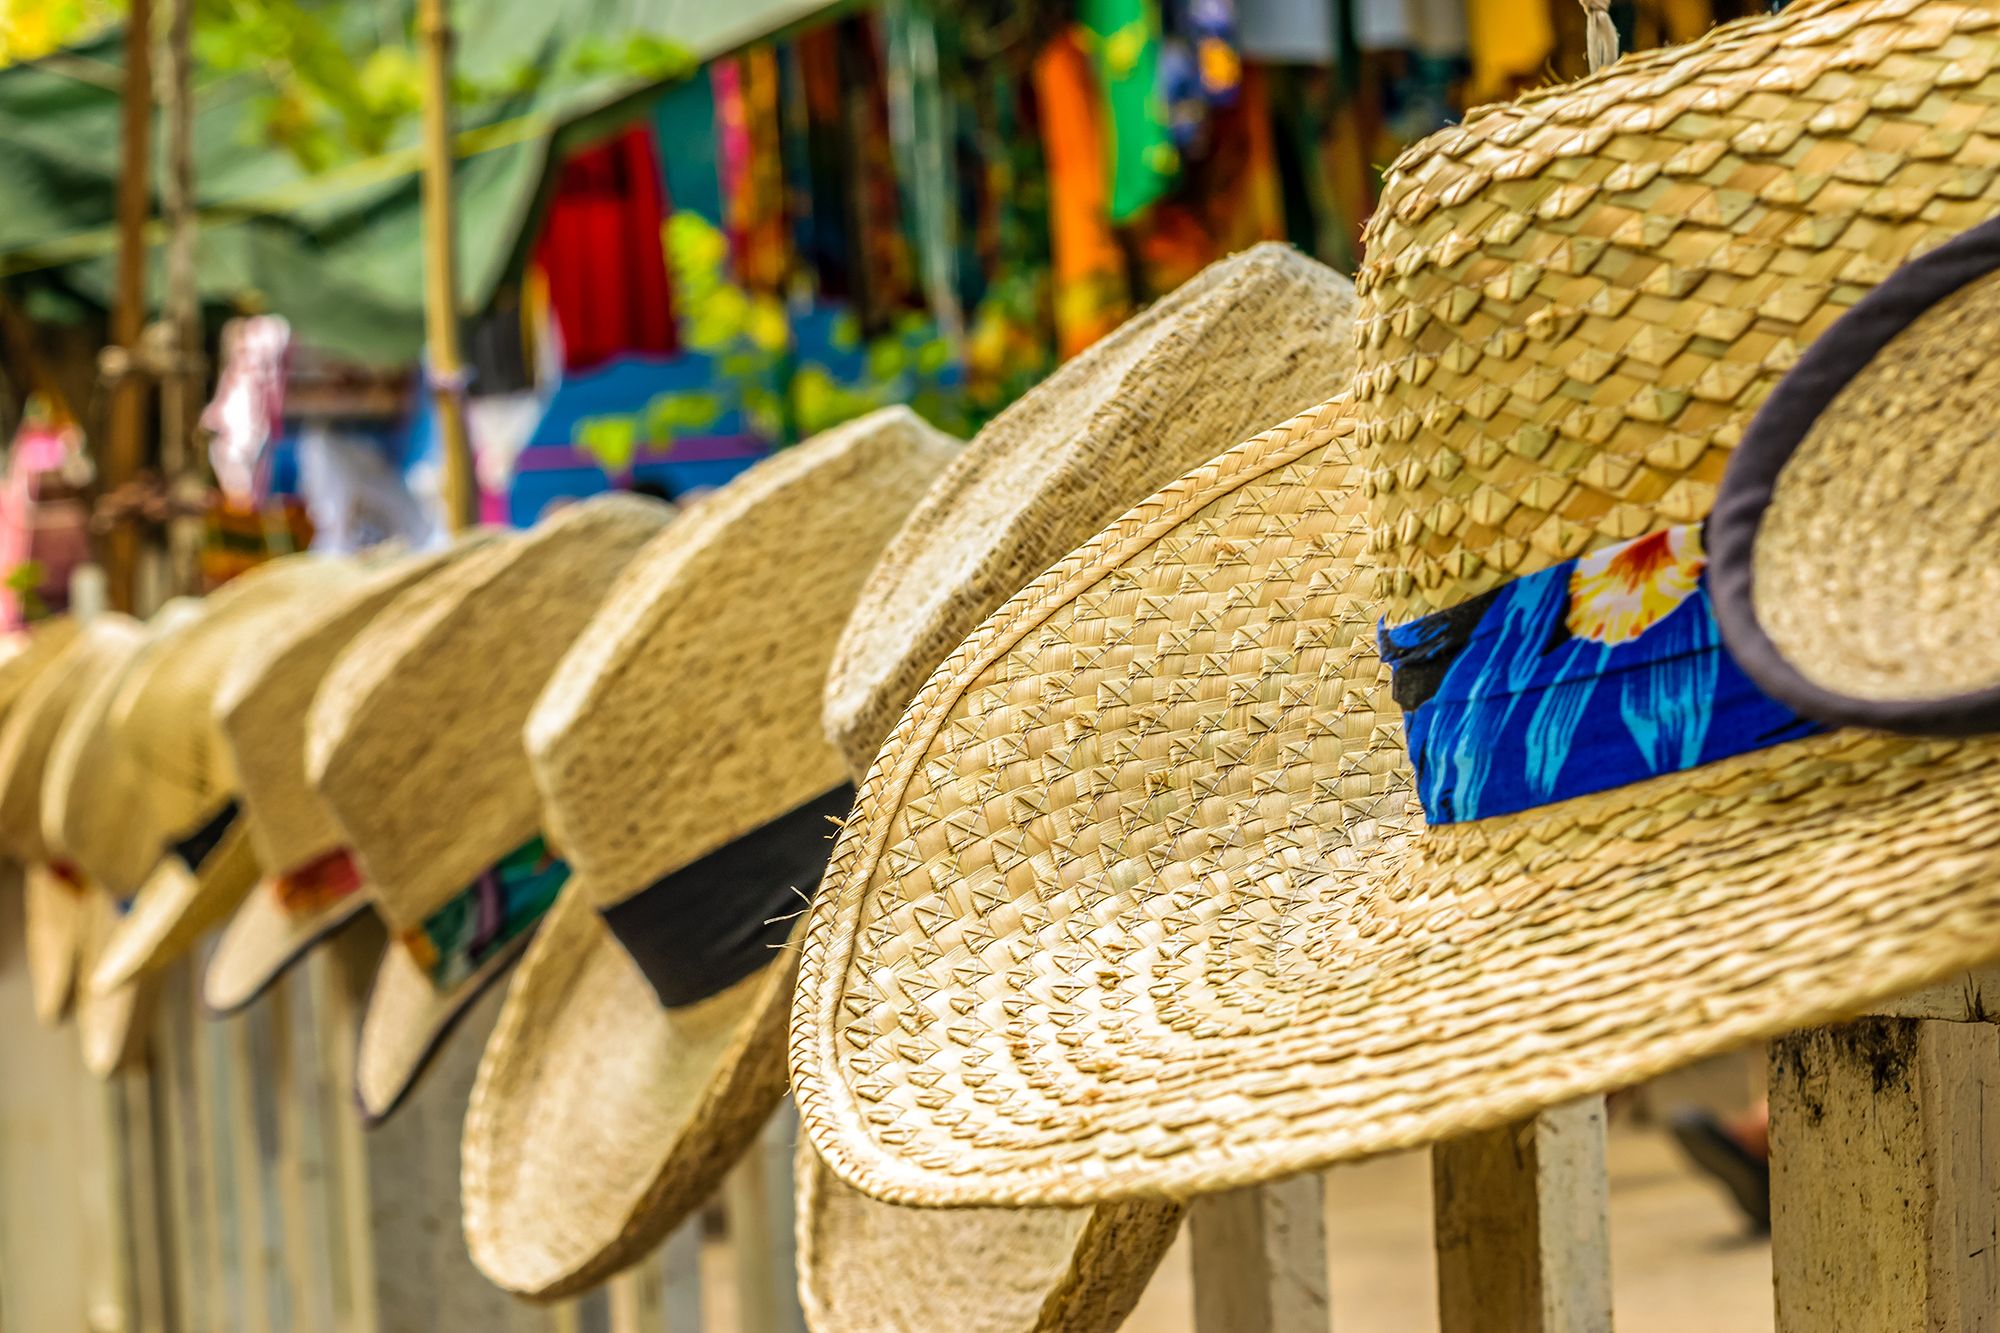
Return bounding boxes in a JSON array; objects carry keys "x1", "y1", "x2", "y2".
[{"x1": 1033, "y1": 29, "x2": 1134, "y2": 359}]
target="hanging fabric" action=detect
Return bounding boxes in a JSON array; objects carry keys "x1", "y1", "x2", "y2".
[
  {"x1": 715, "y1": 49, "x2": 792, "y2": 297},
  {"x1": 1032, "y1": 28, "x2": 1133, "y2": 357},
  {"x1": 1077, "y1": 0, "x2": 1178, "y2": 222},
  {"x1": 1468, "y1": 0, "x2": 1555, "y2": 100},
  {"x1": 881, "y1": 0, "x2": 965, "y2": 344},
  {"x1": 533, "y1": 125, "x2": 678, "y2": 374}
]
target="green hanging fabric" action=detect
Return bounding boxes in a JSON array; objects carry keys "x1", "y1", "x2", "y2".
[{"x1": 1078, "y1": 0, "x2": 1178, "y2": 223}]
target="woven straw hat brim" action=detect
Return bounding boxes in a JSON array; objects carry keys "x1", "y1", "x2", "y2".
[
  {"x1": 203, "y1": 880, "x2": 374, "y2": 1016},
  {"x1": 308, "y1": 496, "x2": 671, "y2": 930},
  {"x1": 463, "y1": 408, "x2": 957, "y2": 1298},
  {"x1": 462, "y1": 885, "x2": 785, "y2": 1298},
  {"x1": 353, "y1": 927, "x2": 534, "y2": 1123},
  {"x1": 1710, "y1": 219, "x2": 2000, "y2": 733},
  {"x1": 799, "y1": 249, "x2": 1375, "y2": 1323},
  {"x1": 792, "y1": 395, "x2": 2000, "y2": 1206},
  {"x1": 0, "y1": 616, "x2": 145, "y2": 864},
  {"x1": 89, "y1": 818, "x2": 260, "y2": 994},
  {"x1": 796, "y1": 1146, "x2": 1182, "y2": 1333},
  {"x1": 217, "y1": 535, "x2": 502, "y2": 875},
  {"x1": 23, "y1": 864, "x2": 81, "y2": 1027},
  {"x1": 824, "y1": 244, "x2": 1357, "y2": 778},
  {"x1": 76, "y1": 886, "x2": 156, "y2": 1079}
]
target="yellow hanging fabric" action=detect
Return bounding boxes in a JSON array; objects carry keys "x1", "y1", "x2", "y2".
[{"x1": 1467, "y1": 0, "x2": 1555, "y2": 102}]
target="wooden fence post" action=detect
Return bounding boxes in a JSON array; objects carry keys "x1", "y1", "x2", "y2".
[
  {"x1": 723, "y1": 1100, "x2": 807, "y2": 1333},
  {"x1": 1770, "y1": 970, "x2": 2000, "y2": 1331},
  {"x1": 1432, "y1": 1096, "x2": 1613, "y2": 1333},
  {"x1": 1189, "y1": 1173, "x2": 1332, "y2": 1333}
]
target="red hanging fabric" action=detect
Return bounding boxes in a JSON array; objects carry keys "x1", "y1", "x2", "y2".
[{"x1": 534, "y1": 125, "x2": 679, "y2": 373}]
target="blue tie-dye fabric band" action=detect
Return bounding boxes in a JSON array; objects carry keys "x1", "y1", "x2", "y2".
[{"x1": 1377, "y1": 523, "x2": 1827, "y2": 825}]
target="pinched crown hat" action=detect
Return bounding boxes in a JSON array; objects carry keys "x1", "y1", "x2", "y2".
[
  {"x1": 826, "y1": 243, "x2": 1358, "y2": 776},
  {"x1": 792, "y1": 0, "x2": 2000, "y2": 1206},
  {"x1": 0, "y1": 615, "x2": 145, "y2": 869},
  {"x1": 5, "y1": 616, "x2": 148, "y2": 1027},
  {"x1": 203, "y1": 534, "x2": 503, "y2": 1015},
  {"x1": 307, "y1": 494, "x2": 672, "y2": 1121},
  {"x1": 38, "y1": 608, "x2": 196, "y2": 1066},
  {"x1": 89, "y1": 555, "x2": 365, "y2": 993},
  {"x1": 798, "y1": 245, "x2": 1359, "y2": 1333},
  {"x1": 460, "y1": 407, "x2": 955, "y2": 1299}
]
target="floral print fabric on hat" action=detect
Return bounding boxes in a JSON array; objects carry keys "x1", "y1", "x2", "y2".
[{"x1": 1379, "y1": 523, "x2": 1827, "y2": 824}]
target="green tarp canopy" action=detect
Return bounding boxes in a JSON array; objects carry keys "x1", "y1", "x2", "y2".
[{"x1": 0, "y1": 0, "x2": 837, "y2": 365}]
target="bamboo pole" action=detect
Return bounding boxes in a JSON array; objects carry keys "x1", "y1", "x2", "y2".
[
  {"x1": 102, "y1": 0, "x2": 155, "y2": 611},
  {"x1": 417, "y1": 0, "x2": 478, "y2": 534},
  {"x1": 158, "y1": 0, "x2": 203, "y2": 597}
]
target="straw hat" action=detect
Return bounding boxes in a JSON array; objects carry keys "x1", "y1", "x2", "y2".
[
  {"x1": 76, "y1": 882, "x2": 156, "y2": 1077},
  {"x1": 307, "y1": 494, "x2": 674, "y2": 1122},
  {"x1": 0, "y1": 615, "x2": 145, "y2": 869},
  {"x1": 0, "y1": 616, "x2": 79, "y2": 747},
  {"x1": 89, "y1": 556, "x2": 366, "y2": 992},
  {"x1": 798, "y1": 245, "x2": 1357, "y2": 1332},
  {"x1": 826, "y1": 243, "x2": 1356, "y2": 776},
  {"x1": 1711, "y1": 212, "x2": 2000, "y2": 736},
  {"x1": 460, "y1": 407, "x2": 955, "y2": 1299},
  {"x1": 45, "y1": 600, "x2": 206, "y2": 898},
  {"x1": 204, "y1": 535, "x2": 502, "y2": 1015},
  {"x1": 791, "y1": 0, "x2": 2000, "y2": 1206},
  {"x1": 22, "y1": 863, "x2": 83, "y2": 1027},
  {"x1": 4, "y1": 616, "x2": 148, "y2": 1029}
]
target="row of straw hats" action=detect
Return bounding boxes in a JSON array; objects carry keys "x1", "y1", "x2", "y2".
[
  {"x1": 0, "y1": 239, "x2": 1357, "y2": 1325},
  {"x1": 8, "y1": 0, "x2": 2000, "y2": 1322}
]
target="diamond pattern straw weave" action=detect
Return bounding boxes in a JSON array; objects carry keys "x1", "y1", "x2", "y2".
[{"x1": 791, "y1": 0, "x2": 2000, "y2": 1207}]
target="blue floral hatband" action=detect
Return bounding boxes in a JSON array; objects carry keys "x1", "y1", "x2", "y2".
[{"x1": 1377, "y1": 524, "x2": 1827, "y2": 824}]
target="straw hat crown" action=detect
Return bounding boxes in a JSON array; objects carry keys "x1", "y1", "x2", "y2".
[
  {"x1": 529, "y1": 406, "x2": 957, "y2": 907},
  {"x1": 104, "y1": 555, "x2": 361, "y2": 851},
  {"x1": 308, "y1": 494, "x2": 671, "y2": 930},
  {"x1": 46, "y1": 601, "x2": 205, "y2": 892},
  {"x1": 0, "y1": 616, "x2": 145, "y2": 864},
  {"x1": 1353, "y1": 0, "x2": 2000, "y2": 622},
  {"x1": 825, "y1": 243, "x2": 1357, "y2": 775},
  {"x1": 216, "y1": 537, "x2": 498, "y2": 875},
  {"x1": 0, "y1": 616, "x2": 78, "y2": 718}
]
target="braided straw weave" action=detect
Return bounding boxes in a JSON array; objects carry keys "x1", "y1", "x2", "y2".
[
  {"x1": 89, "y1": 557, "x2": 365, "y2": 991},
  {"x1": 204, "y1": 536, "x2": 502, "y2": 1014},
  {"x1": 461, "y1": 407, "x2": 954, "y2": 1300},
  {"x1": 797, "y1": 248, "x2": 1362, "y2": 1333},
  {"x1": 309, "y1": 497, "x2": 667, "y2": 930},
  {"x1": 825, "y1": 243, "x2": 1357, "y2": 777},
  {"x1": 792, "y1": 399, "x2": 1391, "y2": 1203},
  {"x1": 791, "y1": 0, "x2": 2000, "y2": 1206},
  {"x1": 307, "y1": 495, "x2": 672, "y2": 1121},
  {"x1": 1748, "y1": 265, "x2": 2000, "y2": 703}
]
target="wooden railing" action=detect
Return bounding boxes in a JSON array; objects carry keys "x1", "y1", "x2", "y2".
[{"x1": 7, "y1": 865, "x2": 1997, "y2": 1333}]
